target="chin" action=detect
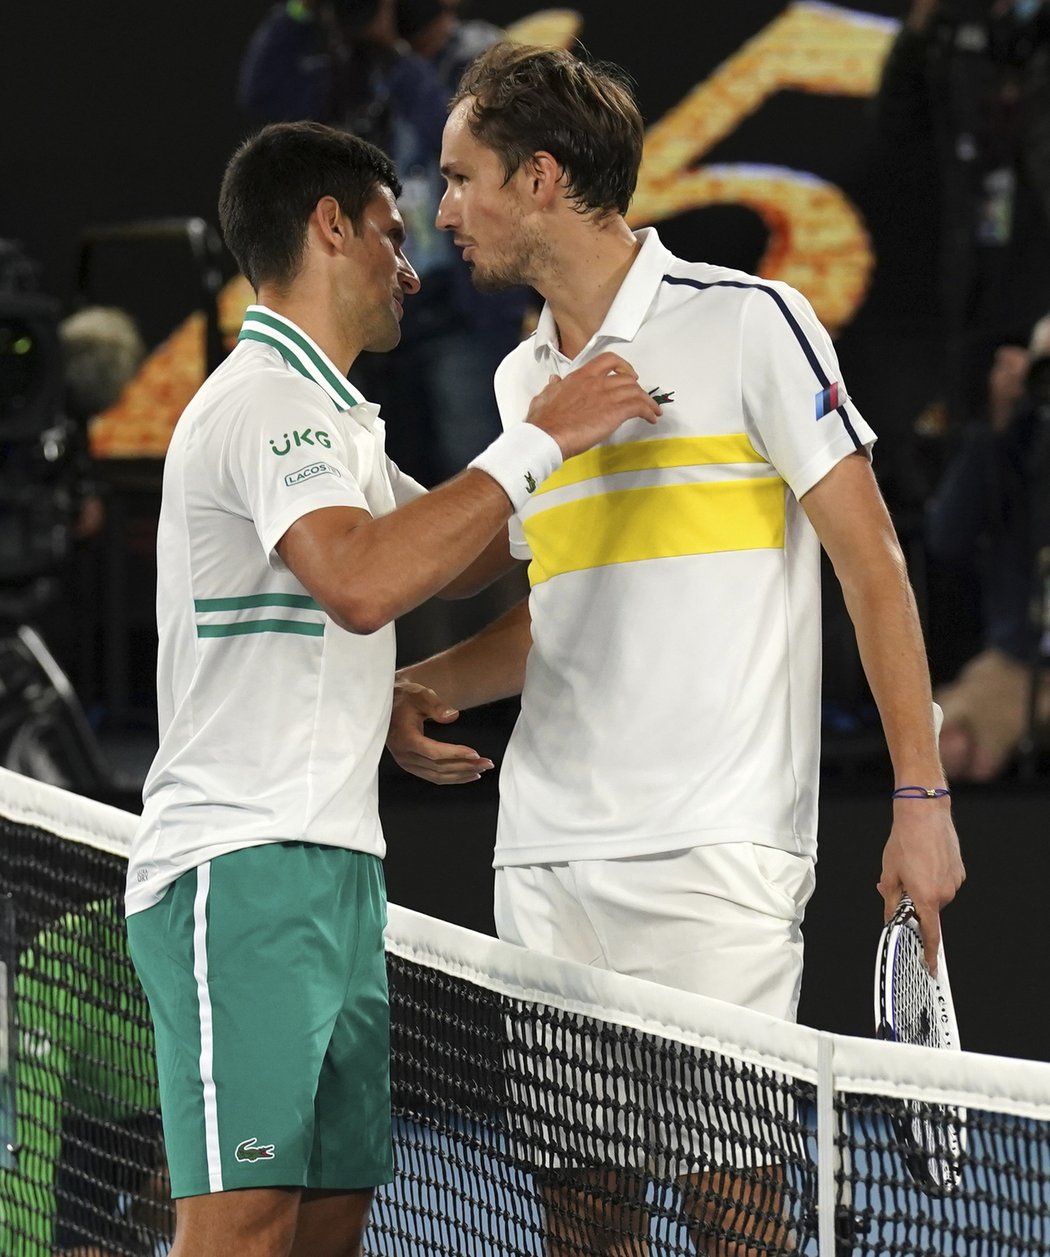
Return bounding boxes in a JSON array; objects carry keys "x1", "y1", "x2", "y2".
[
  {"x1": 470, "y1": 266, "x2": 518, "y2": 295},
  {"x1": 368, "y1": 324, "x2": 402, "y2": 354}
]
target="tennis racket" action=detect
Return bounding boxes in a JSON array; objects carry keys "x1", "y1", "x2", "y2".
[{"x1": 874, "y1": 894, "x2": 966, "y2": 1193}]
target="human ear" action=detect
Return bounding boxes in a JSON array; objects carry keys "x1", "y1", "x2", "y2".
[
  {"x1": 313, "y1": 195, "x2": 347, "y2": 247},
  {"x1": 528, "y1": 152, "x2": 562, "y2": 207}
]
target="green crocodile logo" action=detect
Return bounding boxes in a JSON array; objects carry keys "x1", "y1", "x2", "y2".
[
  {"x1": 235, "y1": 1137, "x2": 276, "y2": 1163},
  {"x1": 524, "y1": 471, "x2": 537, "y2": 494},
  {"x1": 648, "y1": 386, "x2": 675, "y2": 406}
]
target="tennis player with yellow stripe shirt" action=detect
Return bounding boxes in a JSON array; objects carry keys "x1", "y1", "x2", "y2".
[
  {"x1": 387, "y1": 41, "x2": 966, "y2": 1255},
  {"x1": 123, "y1": 119, "x2": 661, "y2": 1257}
]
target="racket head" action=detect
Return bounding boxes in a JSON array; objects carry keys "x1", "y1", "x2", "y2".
[{"x1": 874, "y1": 894, "x2": 966, "y2": 1193}]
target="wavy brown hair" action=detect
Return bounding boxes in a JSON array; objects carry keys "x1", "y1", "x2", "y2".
[{"x1": 452, "y1": 43, "x2": 644, "y2": 218}]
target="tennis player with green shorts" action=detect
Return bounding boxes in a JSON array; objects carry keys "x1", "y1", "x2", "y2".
[{"x1": 123, "y1": 120, "x2": 662, "y2": 1257}]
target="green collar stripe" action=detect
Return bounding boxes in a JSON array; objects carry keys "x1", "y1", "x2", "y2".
[
  {"x1": 195, "y1": 594, "x2": 321, "y2": 612},
  {"x1": 240, "y1": 312, "x2": 355, "y2": 405},
  {"x1": 197, "y1": 619, "x2": 325, "y2": 638},
  {"x1": 240, "y1": 311, "x2": 357, "y2": 408},
  {"x1": 238, "y1": 328, "x2": 351, "y2": 410}
]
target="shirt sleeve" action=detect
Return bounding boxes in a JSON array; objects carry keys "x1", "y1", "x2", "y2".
[
  {"x1": 222, "y1": 389, "x2": 371, "y2": 566},
  {"x1": 385, "y1": 456, "x2": 429, "y2": 508},
  {"x1": 739, "y1": 283, "x2": 877, "y2": 501}
]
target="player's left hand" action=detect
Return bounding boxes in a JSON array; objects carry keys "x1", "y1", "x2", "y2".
[
  {"x1": 387, "y1": 679, "x2": 494, "y2": 784},
  {"x1": 877, "y1": 800, "x2": 965, "y2": 974}
]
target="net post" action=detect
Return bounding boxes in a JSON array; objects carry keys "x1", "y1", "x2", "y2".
[{"x1": 817, "y1": 1032, "x2": 838, "y2": 1256}]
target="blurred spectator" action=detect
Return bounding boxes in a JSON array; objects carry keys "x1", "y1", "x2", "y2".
[
  {"x1": 875, "y1": 0, "x2": 1050, "y2": 427},
  {"x1": 1, "y1": 896, "x2": 170, "y2": 1256},
  {"x1": 926, "y1": 312, "x2": 1050, "y2": 780},
  {"x1": 60, "y1": 306, "x2": 146, "y2": 541},
  {"x1": 238, "y1": 0, "x2": 530, "y2": 485},
  {"x1": 60, "y1": 306, "x2": 146, "y2": 429}
]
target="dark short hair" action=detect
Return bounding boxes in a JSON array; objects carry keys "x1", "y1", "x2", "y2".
[
  {"x1": 218, "y1": 121, "x2": 402, "y2": 290},
  {"x1": 451, "y1": 43, "x2": 644, "y2": 217}
]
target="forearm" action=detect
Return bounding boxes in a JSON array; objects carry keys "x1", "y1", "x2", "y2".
[
  {"x1": 398, "y1": 598, "x2": 532, "y2": 711},
  {"x1": 323, "y1": 470, "x2": 515, "y2": 632},
  {"x1": 837, "y1": 532, "x2": 945, "y2": 786},
  {"x1": 803, "y1": 420, "x2": 962, "y2": 953},
  {"x1": 436, "y1": 530, "x2": 519, "y2": 600},
  {"x1": 804, "y1": 455, "x2": 944, "y2": 784}
]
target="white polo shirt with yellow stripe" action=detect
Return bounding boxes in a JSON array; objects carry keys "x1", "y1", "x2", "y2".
[
  {"x1": 493, "y1": 228, "x2": 876, "y2": 868},
  {"x1": 126, "y1": 306, "x2": 426, "y2": 915}
]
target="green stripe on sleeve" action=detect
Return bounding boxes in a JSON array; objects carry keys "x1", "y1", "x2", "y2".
[
  {"x1": 197, "y1": 620, "x2": 325, "y2": 638},
  {"x1": 194, "y1": 594, "x2": 321, "y2": 612}
]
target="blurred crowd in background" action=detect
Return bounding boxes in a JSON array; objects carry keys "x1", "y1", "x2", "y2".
[{"x1": 2, "y1": 0, "x2": 1050, "y2": 800}]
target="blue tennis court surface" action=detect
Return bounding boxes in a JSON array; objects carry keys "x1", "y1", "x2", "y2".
[{"x1": 368, "y1": 1106, "x2": 1050, "y2": 1256}]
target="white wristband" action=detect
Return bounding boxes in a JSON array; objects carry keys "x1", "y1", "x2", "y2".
[{"x1": 469, "y1": 423, "x2": 563, "y2": 513}]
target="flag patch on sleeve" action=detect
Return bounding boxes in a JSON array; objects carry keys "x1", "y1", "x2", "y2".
[{"x1": 815, "y1": 382, "x2": 846, "y2": 420}]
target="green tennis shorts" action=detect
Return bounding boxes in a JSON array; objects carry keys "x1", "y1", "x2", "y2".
[{"x1": 126, "y1": 843, "x2": 392, "y2": 1198}]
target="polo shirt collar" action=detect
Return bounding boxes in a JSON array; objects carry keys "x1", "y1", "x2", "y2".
[
  {"x1": 238, "y1": 305, "x2": 379, "y2": 426},
  {"x1": 533, "y1": 227, "x2": 674, "y2": 359}
]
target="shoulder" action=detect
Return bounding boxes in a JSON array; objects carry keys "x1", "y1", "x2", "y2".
[
  {"x1": 660, "y1": 259, "x2": 827, "y2": 350},
  {"x1": 660, "y1": 256, "x2": 809, "y2": 313},
  {"x1": 223, "y1": 342, "x2": 332, "y2": 412},
  {"x1": 183, "y1": 344, "x2": 334, "y2": 453}
]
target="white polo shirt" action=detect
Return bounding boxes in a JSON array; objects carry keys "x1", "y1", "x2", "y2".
[
  {"x1": 493, "y1": 228, "x2": 876, "y2": 868},
  {"x1": 125, "y1": 306, "x2": 426, "y2": 915}
]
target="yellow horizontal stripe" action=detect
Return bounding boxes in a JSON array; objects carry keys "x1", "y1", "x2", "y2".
[
  {"x1": 524, "y1": 477, "x2": 785, "y2": 585},
  {"x1": 537, "y1": 434, "x2": 767, "y2": 496}
]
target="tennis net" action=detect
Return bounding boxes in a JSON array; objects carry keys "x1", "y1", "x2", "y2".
[{"x1": 1, "y1": 764, "x2": 1049, "y2": 1256}]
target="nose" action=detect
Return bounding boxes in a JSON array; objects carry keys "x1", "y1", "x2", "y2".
[
  {"x1": 398, "y1": 254, "x2": 421, "y2": 296},
  {"x1": 435, "y1": 187, "x2": 455, "y2": 232}
]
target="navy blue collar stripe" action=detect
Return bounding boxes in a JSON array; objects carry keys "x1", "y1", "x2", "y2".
[{"x1": 660, "y1": 275, "x2": 862, "y2": 450}]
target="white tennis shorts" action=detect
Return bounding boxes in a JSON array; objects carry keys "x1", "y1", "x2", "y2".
[
  {"x1": 494, "y1": 843, "x2": 817, "y2": 1176},
  {"x1": 495, "y1": 842, "x2": 816, "y2": 1020}
]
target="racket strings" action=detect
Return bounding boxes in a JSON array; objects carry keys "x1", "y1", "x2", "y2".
[
  {"x1": 889, "y1": 918, "x2": 965, "y2": 1193},
  {"x1": 893, "y1": 926, "x2": 945, "y2": 1049}
]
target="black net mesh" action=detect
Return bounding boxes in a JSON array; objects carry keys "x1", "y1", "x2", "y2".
[
  {"x1": 2, "y1": 794, "x2": 1050, "y2": 1257},
  {"x1": 835, "y1": 1092, "x2": 1050, "y2": 1256},
  {"x1": 0, "y1": 816, "x2": 169, "y2": 1257},
  {"x1": 379, "y1": 953, "x2": 817, "y2": 1255}
]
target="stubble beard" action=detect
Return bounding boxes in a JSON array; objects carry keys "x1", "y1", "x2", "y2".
[
  {"x1": 468, "y1": 221, "x2": 548, "y2": 294},
  {"x1": 355, "y1": 287, "x2": 401, "y2": 354},
  {"x1": 469, "y1": 258, "x2": 528, "y2": 295},
  {"x1": 365, "y1": 312, "x2": 401, "y2": 354}
]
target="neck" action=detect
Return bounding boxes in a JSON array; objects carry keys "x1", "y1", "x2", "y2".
[
  {"x1": 537, "y1": 217, "x2": 641, "y2": 360},
  {"x1": 254, "y1": 283, "x2": 360, "y2": 374}
]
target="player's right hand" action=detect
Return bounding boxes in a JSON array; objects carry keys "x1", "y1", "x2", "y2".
[
  {"x1": 387, "y1": 679, "x2": 494, "y2": 785},
  {"x1": 524, "y1": 352, "x2": 662, "y2": 460}
]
